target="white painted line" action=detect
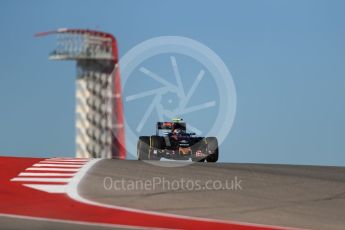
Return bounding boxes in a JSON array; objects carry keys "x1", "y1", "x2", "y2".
[
  {"x1": 11, "y1": 177, "x2": 71, "y2": 183},
  {"x1": 19, "y1": 172, "x2": 76, "y2": 177},
  {"x1": 39, "y1": 161, "x2": 85, "y2": 165},
  {"x1": 50, "y1": 158, "x2": 89, "y2": 161},
  {"x1": 23, "y1": 184, "x2": 67, "y2": 193},
  {"x1": 33, "y1": 164, "x2": 82, "y2": 168},
  {"x1": 26, "y1": 168, "x2": 79, "y2": 172},
  {"x1": 47, "y1": 160, "x2": 89, "y2": 162}
]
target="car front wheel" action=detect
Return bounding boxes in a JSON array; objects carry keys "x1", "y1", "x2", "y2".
[{"x1": 206, "y1": 137, "x2": 219, "y2": 162}]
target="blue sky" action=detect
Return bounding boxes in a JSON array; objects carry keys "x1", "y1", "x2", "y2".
[{"x1": 0, "y1": 0, "x2": 344, "y2": 166}]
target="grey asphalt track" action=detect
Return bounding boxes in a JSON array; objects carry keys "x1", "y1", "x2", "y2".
[
  {"x1": 0, "y1": 215, "x2": 138, "y2": 230},
  {"x1": 78, "y1": 160, "x2": 345, "y2": 230}
]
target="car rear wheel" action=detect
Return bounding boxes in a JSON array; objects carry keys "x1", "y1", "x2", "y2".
[
  {"x1": 206, "y1": 137, "x2": 219, "y2": 162},
  {"x1": 149, "y1": 136, "x2": 163, "y2": 160},
  {"x1": 191, "y1": 138, "x2": 207, "y2": 162},
  {"x1": 137, "y1": 136, "x2": 150, "y2": 160}
]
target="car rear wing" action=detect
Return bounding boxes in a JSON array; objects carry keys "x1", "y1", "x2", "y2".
[{"x1": 156, "y1": 122, "x2": 186, "y2": 135}]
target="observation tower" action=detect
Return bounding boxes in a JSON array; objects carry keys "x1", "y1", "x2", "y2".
[{"x1": 36, "y1": 28, "x2": 125, "y2": 159}]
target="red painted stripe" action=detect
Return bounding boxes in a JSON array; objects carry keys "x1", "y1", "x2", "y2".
[
  {"x1": 30, "y1": 167, "x2": 82, "y2": 169},
  {"x1": 16, "y1": 176, "x2": 73, "y2": 178},
  {"x1": 109, "y1": 34, "x2": 126, "y2": 160}
]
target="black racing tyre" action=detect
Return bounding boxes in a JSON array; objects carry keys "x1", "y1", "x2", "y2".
[
  {"x1": 137, "y1": 136, "x2": 150, "y2": 160},
  {"x1": 191, "y1": 138, "x2": 206, "y2": 162},
  {"x1": 206, "y1": 137, "x2": 219, "y2": 162},
  {"x1": 149, "y1": 136, "x2": 163, "y2": 160}
]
